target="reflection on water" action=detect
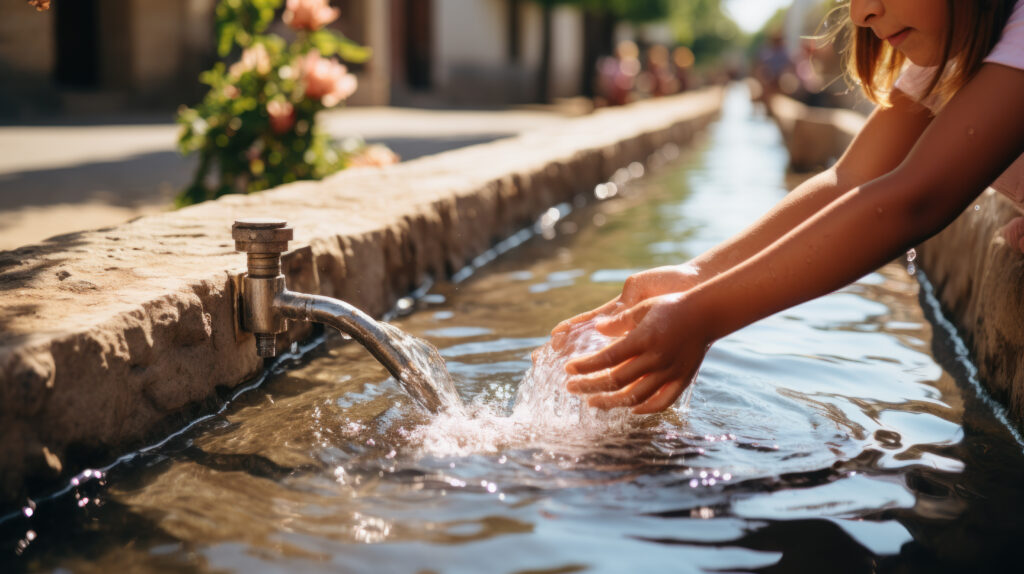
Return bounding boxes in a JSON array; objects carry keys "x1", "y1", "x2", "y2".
[{"x1": 5, "y1": 86, "x2": 1024, "y2": 572}]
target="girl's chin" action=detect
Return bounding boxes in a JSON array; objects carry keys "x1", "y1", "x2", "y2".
[{"x1": 900, "y1": 46, "x2": 945, "y2": 67}]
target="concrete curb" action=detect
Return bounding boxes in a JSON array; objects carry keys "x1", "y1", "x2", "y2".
[
  {"x1": 0, "y1": 88, "x2": 723, "y2": 505},
  {"x1": 766, "y1": 92, "x2": 1024, "y2": 429}
]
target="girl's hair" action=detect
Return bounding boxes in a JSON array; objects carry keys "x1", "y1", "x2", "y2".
[{"x1": 837, "y1": 0, "x2": 1015, "y2": 107}]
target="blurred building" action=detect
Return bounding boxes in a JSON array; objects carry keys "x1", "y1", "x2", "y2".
[
  {"x1": 0, "y1": 0, "x2": 591, "y2": 119},
  {"x1": 394, "y1": 0, "x2": 585, "y2": 106}
]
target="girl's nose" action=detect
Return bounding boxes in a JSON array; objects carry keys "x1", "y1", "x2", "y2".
[{"x1": 850, "y1": 0, "x2": 885, "y2": 27}]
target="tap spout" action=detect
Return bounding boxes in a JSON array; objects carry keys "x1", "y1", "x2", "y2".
[{"x1": 274, "y1": 290, "x2": 459, "y2": 414}]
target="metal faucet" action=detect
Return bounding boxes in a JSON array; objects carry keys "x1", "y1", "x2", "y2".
[{"x1": 232, "y1": 218, "x2": 459, "y2": 414}]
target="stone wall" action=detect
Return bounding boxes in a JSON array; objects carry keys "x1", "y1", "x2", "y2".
[
  {"x1": 766, "y1": 92, "x2": 1024, "y2": 428},
  {"x1": 0, "y1": 89, "x2": 722, "y2": 507},
  {"x1": 766, "y1": 94, "x2": 865, "y2": 171}
]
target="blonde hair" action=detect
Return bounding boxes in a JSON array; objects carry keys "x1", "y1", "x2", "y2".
[{"x1": 834, "y1": 0, "x2": 1015, "y2": 106}]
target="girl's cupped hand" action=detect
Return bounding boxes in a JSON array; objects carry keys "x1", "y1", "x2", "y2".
[{"x1": 564, "y1": 291, "x2": 712, "y2": 414}]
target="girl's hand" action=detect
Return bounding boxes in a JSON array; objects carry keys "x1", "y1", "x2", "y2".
[
  {"x1": 550, "y1": 263, "x2": 701, "y2": 347},
  {"x1": 563, "y1": 292, "x2": 712, "y2": 414}
]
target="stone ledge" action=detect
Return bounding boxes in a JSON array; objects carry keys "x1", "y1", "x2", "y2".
[
  {"x1": 766, "y1": 93, "x2": 865, "y2": 171},
  {"x1": 765, "y1": 92, "x2": 1024, "y2": 429},
  {"x1": 0, "y1": 89, "x2": 723, "y2": 505}
]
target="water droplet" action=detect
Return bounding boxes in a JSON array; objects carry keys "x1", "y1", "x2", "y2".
[
  {"x1": 689, "y1": 479, "x2": 699, "y2": 488},
  {"x1": 498, "y1": 455, "x2": 507, "y2": 464},
  {"x1": 974, "y1": 204, "x2": 981, "y2": 211},
  {"x1": 22, "y1": 507, "x2": 33, "y2": 518},
  {"x1": 25, "y1": 530, "x2": 36, "y2": 541}
]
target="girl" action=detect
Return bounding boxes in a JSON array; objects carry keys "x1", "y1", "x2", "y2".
[{"x1": 556, "y1": 0, "x2": 1024, "y2": 414}]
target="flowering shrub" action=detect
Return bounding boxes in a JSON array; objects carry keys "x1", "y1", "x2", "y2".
[{"x1": 175, "y1": 0, "x2": 373, "y2": 207}]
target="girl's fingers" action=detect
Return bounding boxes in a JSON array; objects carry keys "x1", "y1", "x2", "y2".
[
  {"x1": 588, "y1": 370, "x2": 671, "y2": 410},
  {"x1": 595, "y1": 303, "x2": 651, "y2": 337},
  {"x1": 565, "y1": 334, "x2": 644, "y2": 375},
  {"x1": 550, "y1": 298, "x2": 622, "y2": 351},
  {"x1": 632, "y1": 380, "x2": 687, "y2": 414},
  {"x1": 566, "y1": 354, "x2": 662, "y2": 394}
]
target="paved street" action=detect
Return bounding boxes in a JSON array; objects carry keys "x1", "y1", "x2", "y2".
[{"x1": 0, "y1": 106, "x2": 578, "y2": 251}]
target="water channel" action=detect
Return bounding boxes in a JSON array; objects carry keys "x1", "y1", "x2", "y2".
[{"x1": 5, "y1": 86, "x2": 1024, "y2": 573}]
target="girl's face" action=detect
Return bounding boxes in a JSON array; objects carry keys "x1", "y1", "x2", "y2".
[{"x1": 850, "y1": 0, "x2": 949, "y2": 66}]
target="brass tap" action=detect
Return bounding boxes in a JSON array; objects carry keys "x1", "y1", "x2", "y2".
[{"x1": 233, "y1": 218, "x2": 293, "y2": 357}]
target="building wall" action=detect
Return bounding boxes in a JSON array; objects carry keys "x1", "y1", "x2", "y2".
[
  {"x1": 434, "y1": 0, "x2": 508, "y2": 87},
  {"x1": 0, "y1": 0, "x2": 56, "y2": 113},
  {"x1": 0, "y1": 0, "x2": 55, "y2": 77},
  {"x1": 428, "y1": 0, "x2": 585, "y2": 105},
  {"x1": 519, "y1": 1, "x2": 542, "y2": 70},
  {"x1": 131, "y1": 0, "x2": 192, "y2": 96},
  {"x1": 345, "y1": 0, "x2": 390, "y2": 106},
  {"x1": 549, "y1": 5, "x2": 583, "y2": 99}
]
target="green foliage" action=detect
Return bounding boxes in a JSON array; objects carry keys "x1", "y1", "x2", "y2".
[
  {"x1": 176, "y1": 0, "x2": 371, "y2": 207},
  {"x1": 215, "y1": 0, "x2": 280, "y2": 56},
  {"x1": 668, "y1": 0, "x2": 742, "y2": 59},
  {"x1": 308, "y1": 29, "x2": 373, "y2": 63},
  {"x1": 533, "y1": 0, "x2": 744, "y2": 64}
]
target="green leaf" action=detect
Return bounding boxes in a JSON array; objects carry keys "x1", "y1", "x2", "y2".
[{"x1": 309, "y1": 30, "x2": 372, "y2": 63}]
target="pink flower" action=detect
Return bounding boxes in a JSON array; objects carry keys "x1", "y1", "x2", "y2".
[
  {"x1": 283, "y1": 0, "x2": 339, "y2": 31},
  {"x1": 266, "y1": 100, "x2": 296, "y2": 134},
  {"x1": 300, "y1": 50, "x2": 357, "y2": 107},
  {"x1": 348, "y1": 145, "x2": 400, "y2": 168},
  {"x1": 229, "y1": 44, "x2": 272, "y2": 78}
]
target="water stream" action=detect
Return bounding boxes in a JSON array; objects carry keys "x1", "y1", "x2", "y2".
[{"x1": 5, "y1": 86, "x2": 1024, "y2": 573}]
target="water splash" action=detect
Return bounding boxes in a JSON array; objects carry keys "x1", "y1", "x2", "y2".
[
  {"x1": 411, "y1": 319, "x2": 691, "y2": 457},
  {"x1": 511, "y1": 318, "x2": 637, "y2": 435},
  {"x1": 906, "y1": 248, "x2": 917, "y2": 276}
]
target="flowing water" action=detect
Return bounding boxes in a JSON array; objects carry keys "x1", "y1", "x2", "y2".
[{"x1": 5, "y1": 86, "x2": 1024, "y2": 573}]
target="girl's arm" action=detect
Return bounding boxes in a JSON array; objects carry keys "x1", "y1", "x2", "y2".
[
  {"x1": 552, "y1": 90, "x2": 933, "y2": 333},
  {"x1": 567, "y1": 63, "x2": 1024, "y2": 413}
]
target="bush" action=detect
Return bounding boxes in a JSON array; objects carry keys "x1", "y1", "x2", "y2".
[{"x1": 175, "y1": 0, "x2": 372, "y2": 207}]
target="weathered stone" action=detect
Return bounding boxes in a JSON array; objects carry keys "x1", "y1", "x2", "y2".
[
  {"x1": 918, "y1": 190, "x2": 1024, "y2": 423},
  {"x1": 0, "y1": 89, "x2": 722, "y2": 506},
  {"x1": 767, "y1": 93, "x2": 866, "y2": 171}
]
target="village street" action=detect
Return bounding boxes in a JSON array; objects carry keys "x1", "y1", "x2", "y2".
[{"x1": 0, "y1": 105, "x2": 578, "y2": 250}]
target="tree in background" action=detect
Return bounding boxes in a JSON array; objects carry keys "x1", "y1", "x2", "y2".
[
  {"x1": 666, "y1": 0, "x2": 742, "y2": 70},
  {"x1": 175, "y1": 0, "x2": 376, "y2": 207}
]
